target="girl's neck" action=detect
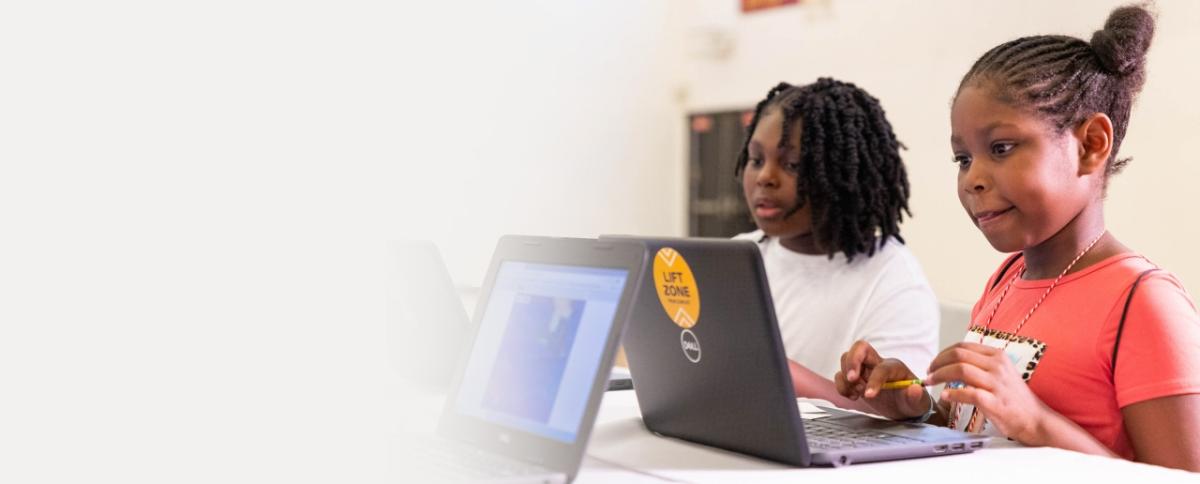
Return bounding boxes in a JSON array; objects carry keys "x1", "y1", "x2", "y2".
[
  {"x1": 778, "y1": 232, "x2": 824, "y2": 255},
  {"x1": 1020, "y1": 203, "x2": 1126, "y2": 279}
]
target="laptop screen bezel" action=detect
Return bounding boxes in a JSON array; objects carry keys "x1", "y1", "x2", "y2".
[{"x1": 436, "y1": 235, "x2": 646, "y2": 474}]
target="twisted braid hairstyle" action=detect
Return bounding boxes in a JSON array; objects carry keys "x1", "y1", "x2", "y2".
[
  {"x1": 957, "y1": 4, "x2": 1155, "y2": 181},
  {"x1": 735, "y1": 78, "x2": 912, "y2": 262}
]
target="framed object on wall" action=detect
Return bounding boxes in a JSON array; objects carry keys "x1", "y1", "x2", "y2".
[
  {"x1": 687, "y1": 110, "x2": 758, "y2": 237},
  {"x1": 741, "y1": 0, "x2": 799, "y2": 13}
]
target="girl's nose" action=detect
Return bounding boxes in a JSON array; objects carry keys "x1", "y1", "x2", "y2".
[
  {"x1": 756, "y1": 160, "x2": 781, "y2": 188},
  {"x1": 961, "y1": 162, "x2": 989, "y2": 194}
]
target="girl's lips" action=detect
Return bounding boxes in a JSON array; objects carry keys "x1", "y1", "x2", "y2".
[
  {"x1": 975, "y1": 207, "x2": 1014, "y2": 226},
  {"x1": 755, "y1": 206, "x2": 784, "y2": 219},
  {"x1": 753, "y1": 197, "x2": 789, "y2": 220}
]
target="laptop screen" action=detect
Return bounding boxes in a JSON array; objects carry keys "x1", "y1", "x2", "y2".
[{"x1": 453, "y1": 261, "x2": 629, "y2": 443}]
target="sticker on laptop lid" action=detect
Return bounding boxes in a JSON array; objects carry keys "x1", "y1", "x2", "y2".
[
  {"x1": 654, "y1": 247, "x2": 703, "y2": 363},
  {"x1": 653, "y1": 247, "x2": 700, "y2": 328}
]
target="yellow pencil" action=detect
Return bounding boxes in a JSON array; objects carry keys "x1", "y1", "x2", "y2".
[{"x1": 880, "y1": 379, "x2": 924, "y2": 390}]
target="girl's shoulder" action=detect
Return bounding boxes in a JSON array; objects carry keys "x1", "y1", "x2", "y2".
[
  {"x1": 743, "y1": 233, "x2": 924, "y2": 276},
  {"x1": 862, "y1": 237, "x2": 930, "y2": 282},
  {"x1": 1093, "y1": 254, "x2": 1189, "y2": 301},
  {"x1": 985, "y1": 252, "x2": 1168, "y2": 295},
  {"x1": 732, "y1": 229, "x2": 766, "y2": 244},
  {"x1": 1062, "y1": 252, "x2": 1160, "y2": 290}
]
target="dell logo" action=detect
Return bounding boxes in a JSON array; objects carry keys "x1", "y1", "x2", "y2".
[{"x1": 680, "y1": 329, "x2": 701, "y2": 363}]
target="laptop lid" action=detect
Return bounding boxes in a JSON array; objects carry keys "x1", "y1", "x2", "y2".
[
  {"x1": 610, "y1": 236, "x2": 989, "y2": 467},
  {"x1": 438, "y1": 235, "x2": 647, "y2": 478},
  {"x1": 607, "y1": 236, "x2": 812, "y2": 466}
]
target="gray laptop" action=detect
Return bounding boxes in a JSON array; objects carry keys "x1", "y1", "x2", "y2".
[
  {"x1": 409, "y1": 235, "x2": 647, "y2": 482},
  {"x1": 608, "y1": 236, "x2": 987, "y2": 467}
]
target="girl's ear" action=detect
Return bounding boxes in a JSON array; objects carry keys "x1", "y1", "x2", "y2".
[{"x1": 1075, "y1": 113, "x2": 1114, "y2": 176}]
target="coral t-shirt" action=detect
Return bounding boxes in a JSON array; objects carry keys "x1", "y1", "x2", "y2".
[{"x1": 959, "y1": 253, "x2": 1200, "y2": 459}]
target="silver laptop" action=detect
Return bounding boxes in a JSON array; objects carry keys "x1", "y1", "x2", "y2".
[
  {"x1": 608, "y1": 236, "x2": 987, "y2": 467},
  {"x1": 404, "y1": 235, "x2": 647, "y2": 482}
]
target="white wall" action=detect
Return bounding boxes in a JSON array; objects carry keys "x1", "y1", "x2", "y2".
[
  {"x1": 392, "y1": 3, "x2": 688, "y2": 286},
  {"x1": 5, "y1": 1, "x2": 1199, "y2": 481},
  {"x1": 670, "y1": 0, "x2": 1200, "y2": 305},
  {"x1": 1, "y1": 1, "x2": 685, "y2": 481}
]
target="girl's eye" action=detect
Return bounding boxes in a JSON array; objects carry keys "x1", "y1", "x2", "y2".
[
  {"x1": 990, "y1": 142, "x2": 1016, "y2": 156},
  {"x1": 953, "y1": 153, "x2": 972, "y2": 168},
  {"x1": 748, "y1": 157, "x2": 764, "y2": 167}
]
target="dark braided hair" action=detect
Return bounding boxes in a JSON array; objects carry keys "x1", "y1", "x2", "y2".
[
  {"x1": 735, "y1": 78, "x2": 911, "y2": 261},
  {"x1": 957, "y1": 4, "x2": 1154, "y2": 180}
]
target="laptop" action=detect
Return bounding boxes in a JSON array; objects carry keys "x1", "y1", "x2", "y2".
[
  {"x1": 607, "y1": 236, "x2": 987, "y2": 467},
  {"x1": 406, "y1": 235, "x2": 647, "y2": 482}
]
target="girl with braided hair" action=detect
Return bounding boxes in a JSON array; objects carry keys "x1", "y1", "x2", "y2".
[
  {"x1": 733, "y1": 78, "x2": 939, "y2": 412},
  {"x1": 836, "y1": 5, "x2": 1200, "y2": 470}
]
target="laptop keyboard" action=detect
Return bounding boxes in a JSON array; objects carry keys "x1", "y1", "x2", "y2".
[
  {"x1": 804, "y1": 418, "x2": 922, "y2": 450},
  {"x1": 418, "y1": 439, "x2": 556, "y2": 480}
]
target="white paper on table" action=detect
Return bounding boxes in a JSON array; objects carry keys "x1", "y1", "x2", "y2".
[{"x1": 796, "y1": 401, "x2": 829, "y2": 419}]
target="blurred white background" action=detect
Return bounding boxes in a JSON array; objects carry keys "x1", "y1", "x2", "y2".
[{"x1": 2, "y1": 1, "x2": 1196, "y2": 482}]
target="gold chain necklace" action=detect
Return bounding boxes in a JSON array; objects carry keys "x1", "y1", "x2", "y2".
[{"x1": 952, "y1": 230, "x2": 1107, "y2": 431}]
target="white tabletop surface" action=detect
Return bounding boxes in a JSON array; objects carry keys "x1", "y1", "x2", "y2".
[
  {"x1": 391, "y1": 383, "x2": 1198, "y2": 483},
  {"x1": 584, "y1": 390, "x2": 1200, "y2": 483}
]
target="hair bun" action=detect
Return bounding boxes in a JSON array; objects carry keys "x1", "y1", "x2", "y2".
[{"x1": 1089, "y1": 5, "x2": 1155, "y2": 77}]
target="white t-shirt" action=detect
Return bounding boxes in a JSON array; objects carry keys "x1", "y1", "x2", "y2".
[{"x1": 734, "y1": 230, "x2": 939, "y2": 380}]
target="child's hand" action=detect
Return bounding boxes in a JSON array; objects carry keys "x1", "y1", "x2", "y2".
[
  {"x1": 835, "y1": 340, "x2": 931, "y2": 421},
  {"x1": 925, "y1": 342, "x2": 1051, "y2": 442}
]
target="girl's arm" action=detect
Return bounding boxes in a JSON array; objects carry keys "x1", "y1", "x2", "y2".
[
  {"x1": 927, "y1": 343, "x2": 1117, "y2": 455},
  {"x1": 787, "y1": 359, "x2": 876, "y2": 413},
  {"x1": 1123, "y1": 394, "x2": 1200, "y2": 471},
  {"x1": 1015, "y1": 393, "x2": 1200, "y2": 470},
  {"x1": 1111, "y1": 275, "x2": 1200, "y2": 470},
  {"x1": 1014, "y1": 400, "x2": 1117, "y2": 457}
]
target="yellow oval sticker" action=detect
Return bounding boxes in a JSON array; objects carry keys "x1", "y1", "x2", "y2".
[{"x1": 653, "y1": 247, "x2": 700, "y2": 329}]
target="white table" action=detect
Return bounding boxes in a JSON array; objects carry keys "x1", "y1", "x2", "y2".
[
  {"x1": 584, "y1": 390, "x2": 1200, "y2": 483},
  {"x1": 390, "y1": 388, "x2": 664, "y2": 483}
]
